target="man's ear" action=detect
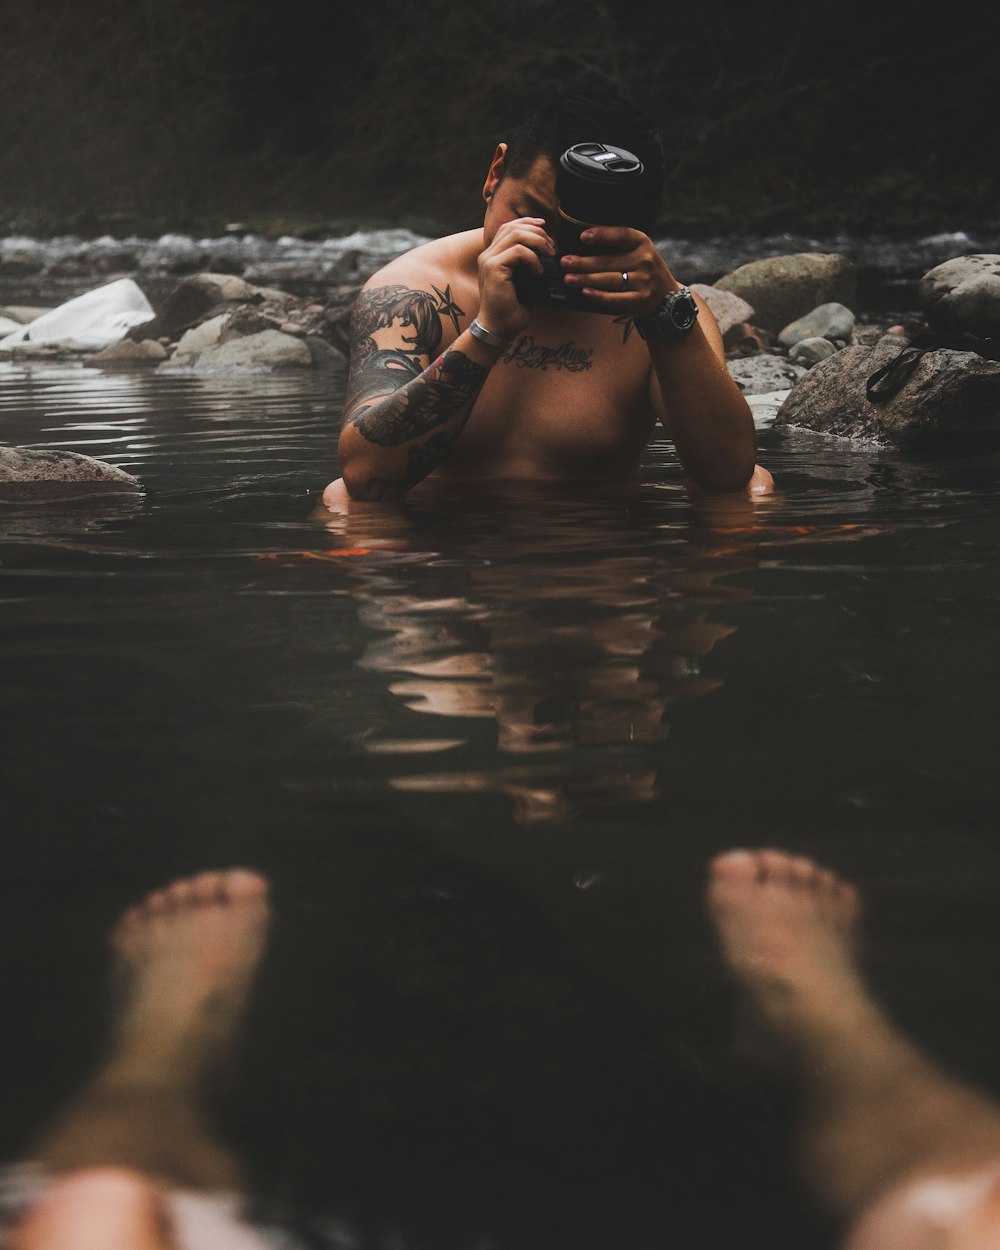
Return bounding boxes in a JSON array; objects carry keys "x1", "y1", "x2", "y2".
[{"x1": 482, "y1": 143, "x2": 508, "y2": 201}]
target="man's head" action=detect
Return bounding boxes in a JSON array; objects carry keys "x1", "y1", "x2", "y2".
[{"x1": 490, "y1": 74, "x2": 665, "y2": 235}]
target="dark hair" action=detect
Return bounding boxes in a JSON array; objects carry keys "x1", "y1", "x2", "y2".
[{"x1": 501, "y1": 73, "x2": 665, "y2": 233}]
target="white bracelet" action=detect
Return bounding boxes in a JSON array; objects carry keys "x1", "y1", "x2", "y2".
[{"x1": 469, "y1": 317, "x2": 508, "y2": 348}]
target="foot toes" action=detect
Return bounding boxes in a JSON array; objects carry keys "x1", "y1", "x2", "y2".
[
  {"x1": 189, "y1": 872, "x2": 228, "y2": 905},
  {"x1": 142, "y1": 888, "x2": 172, "y2": 916},
  {"x1": 710, "y1": 849, "x2": 760, "y2": 882},
  {"x1": 164, "y1": 878, "x2": 199, "y2": 909},
  {"x1": 218, "y1": 868, "x2": 270, "y2": 903},
  {"x1": 112, "y1": 868, "x2": 271, "y2": 946},
  {"x1": 758, "y1": 848, "x2": 798, "y2": 884},
  {"x1": 786, "y1": 855, "x2": 820, "y2": 888}
]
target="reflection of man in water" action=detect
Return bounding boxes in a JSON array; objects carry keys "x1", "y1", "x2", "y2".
[
  {"x1": 312, "y1": 482, "x2": 758, "y2": 824},
  {"x1": 6, "y1": 870, "x2": 274, "y2": 1250},
  {"x1": 706, "y1": 848, "x2": 1000, "y2": 1250}
]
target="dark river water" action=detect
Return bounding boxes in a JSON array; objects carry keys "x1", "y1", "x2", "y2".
[{"x1": 2, "y1": 237, "x2": 1000, "y2": 1249}]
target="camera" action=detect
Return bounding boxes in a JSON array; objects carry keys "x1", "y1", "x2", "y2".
[{"x1": 512, "y1": 141, "x2": 645, "y2": 314}]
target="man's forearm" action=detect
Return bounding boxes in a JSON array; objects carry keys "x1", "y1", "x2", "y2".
[
  {"x1": 650, "y1": 334, "x2": 757, "y2": 491},
  {"x1": 339, "y1": 337, "x2": 498, "y2": 501}
]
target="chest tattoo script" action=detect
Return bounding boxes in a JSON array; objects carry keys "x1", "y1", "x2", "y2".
[{"x1": 501, "y1": 335, "x2": 594, "y2": 371}]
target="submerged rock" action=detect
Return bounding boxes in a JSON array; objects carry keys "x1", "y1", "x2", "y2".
[{"x1": 0, "y1": 447, "x2": 142, "y2": 501}]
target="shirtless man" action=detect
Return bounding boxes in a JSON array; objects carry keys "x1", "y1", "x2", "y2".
[{"x1": 323, "y1": 76, "x2": 770, "y2": 508}]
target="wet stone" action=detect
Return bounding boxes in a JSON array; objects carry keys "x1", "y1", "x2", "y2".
[{"x1": 0, "y1": 447, "x2": 142, "y2": 501}]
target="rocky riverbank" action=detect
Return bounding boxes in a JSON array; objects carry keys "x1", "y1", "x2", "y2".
[
  {"x1": 3, "y1": 235, "x2": 1000, "y2": 498},
  {"x1": 4, "y1": 226, "x2": 1000, "y2": 313}
]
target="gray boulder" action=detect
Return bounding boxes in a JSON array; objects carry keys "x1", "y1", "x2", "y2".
[
  {"x1": 788, "y1": 336, "x2": 838, "y2": 367},
  {"x1": 184, "y1": 329, "x2": 313, "y2": 372},
  {"x1": 727, "y1": 352, "x2": 807, "y2": 395},
  {"x1": 91, "y1": 338, "x2": 168, "y2": 368},
  {"x1": 715, "y1": 254, "x2": 857, "y2": 333},
  {"x1": 0, "y1": 447, "x2": 142, "y2": 501},
  {"x1": 919, "y1": 254, "x2": 1000, "y2": 338},
  {"x1": 129, "y1": 272, "x2": 297, "y2": 343},
  {"x1": 690, "y1": 284, "x2": 756, "y2": 336},
  {"x1": 775, "y1": 333, "x2": 1000, "y2": 443},
  {"x1": 173, "y1": 313, "x2": 229, "y2": 360},
  {"x1": 778, "y1": 302, "x2": 856, "y2": 349}
]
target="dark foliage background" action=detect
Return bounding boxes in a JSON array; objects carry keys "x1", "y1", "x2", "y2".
[{"x1": 2, "y1": 0, "x2": 995, "y2": 237}]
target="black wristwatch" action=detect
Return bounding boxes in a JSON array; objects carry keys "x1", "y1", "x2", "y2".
[{"x1": 634, "y1": 287, "x2": 700, "y2": 340}]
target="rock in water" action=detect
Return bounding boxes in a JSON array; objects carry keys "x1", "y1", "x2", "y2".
[
  {"x1": 0, "y1": 447, "x2": 142, "y2": 502},
  {"x1": 775, "y1": 333, "x2": 1000, "y2": 443}
]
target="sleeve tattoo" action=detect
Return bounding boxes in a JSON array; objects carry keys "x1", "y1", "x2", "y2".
[
  {"x1": 350, "y1": 349, "x2": 488, "y2": 497},
  {"x1": 341, "y1": 283, "x2": 488, "y2": 495},
  {"x1": 353, "y1": 348, "x2": 487, "y2": 445},
  {"x1": 345, "y1": 284, "x2": 452, "y2": 414}
]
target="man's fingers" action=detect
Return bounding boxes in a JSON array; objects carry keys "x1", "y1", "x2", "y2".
[
  {"x1": 566, "y1": 268, "x2": 654, "y2": 299},
  {"x1": 561, "y1": 251, "x2": 644, "y2": 275},
  {"x1": 485, "y1": 242, "x2": 547, "y2": 277},
  {"x1": 579, "y1": 225, "x2": 645, "y2": 252},
  {"x1": 489, "y1": 218, "x2": 555, "y2": 256}
]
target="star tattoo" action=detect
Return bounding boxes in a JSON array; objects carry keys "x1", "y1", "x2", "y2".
[
  {"x1": 615, "y1": 312, "x2": 636, "y2": 344},
  {"x1": 432, "y1": 284, "x2": 464, "y2": 336}
]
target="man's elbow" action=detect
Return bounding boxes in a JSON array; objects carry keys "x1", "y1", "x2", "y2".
[
  {"x1": 688, "y1": 455, "x2": 759, "y2": 494},
  {"x1": 341, "y1": 459, "x2": 385, "y2": 502},
  {"x1": 339, "y1": 445, "x2": 406, "y2": 503}
]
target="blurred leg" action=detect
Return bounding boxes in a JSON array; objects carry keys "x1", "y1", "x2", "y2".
[{"x1": 707, "y1": 849, "x2": 1000, "y2": 1249}]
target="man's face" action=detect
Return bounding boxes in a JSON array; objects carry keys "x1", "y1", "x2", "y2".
[{"x1": 483, "y1": 153, "x2": 559, "y2": 247}]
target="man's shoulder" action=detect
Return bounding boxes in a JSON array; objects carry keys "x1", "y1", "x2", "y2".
[{"x1": 361, "y1": 228, "x2": 481, "y2": 294}]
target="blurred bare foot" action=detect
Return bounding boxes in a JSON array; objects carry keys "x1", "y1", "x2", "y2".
[
  {"x1": 105, "y1": 868, "x2": 271, "y2": 1084},
  {"x1": 9, "y1": 1167, "x2": 176, "y2": 1250},
  {"x1": 33, "y1": 870, "x2": 271, "y2": 1186},
  {"x1": 707, "y1": 848, "x2": 865, "y2": 1049}
]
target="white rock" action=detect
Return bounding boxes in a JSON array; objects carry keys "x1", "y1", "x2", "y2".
[{"x1": 0, "y1": 278, "x2": 155, "y2": 352}]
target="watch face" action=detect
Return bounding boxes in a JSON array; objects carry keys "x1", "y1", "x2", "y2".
[
  {"x1": 635, "y1": 289, "x2": 699, "y2": 340},
  {"x1": 669, "y1": 292, "x2": 698, "y2": 330}
]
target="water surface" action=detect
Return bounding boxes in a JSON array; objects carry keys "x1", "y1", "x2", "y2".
[{"x1": 2, "y1": 359, "x2": 999, "y2": 1249}]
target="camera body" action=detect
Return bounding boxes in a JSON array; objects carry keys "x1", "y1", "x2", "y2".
[{"x1": 512, "y1": 141, "x2": 645, "y2": 315}]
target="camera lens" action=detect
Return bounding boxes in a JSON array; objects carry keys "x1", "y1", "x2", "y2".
[{"x1": 556, "y1": 142, "x2": 644, "y2": 230}]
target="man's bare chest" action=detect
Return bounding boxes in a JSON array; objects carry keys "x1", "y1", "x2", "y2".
[{"x1": 454, "y1": 318, "x2": 657, "y2": 478}]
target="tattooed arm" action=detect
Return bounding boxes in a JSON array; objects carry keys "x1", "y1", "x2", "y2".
[
  {"x1": 337, "y1": 219, "x2": 554, "y2": 501},
  {"x1": 337, "y1": 282, "x2": 496, "y2": 501}
]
